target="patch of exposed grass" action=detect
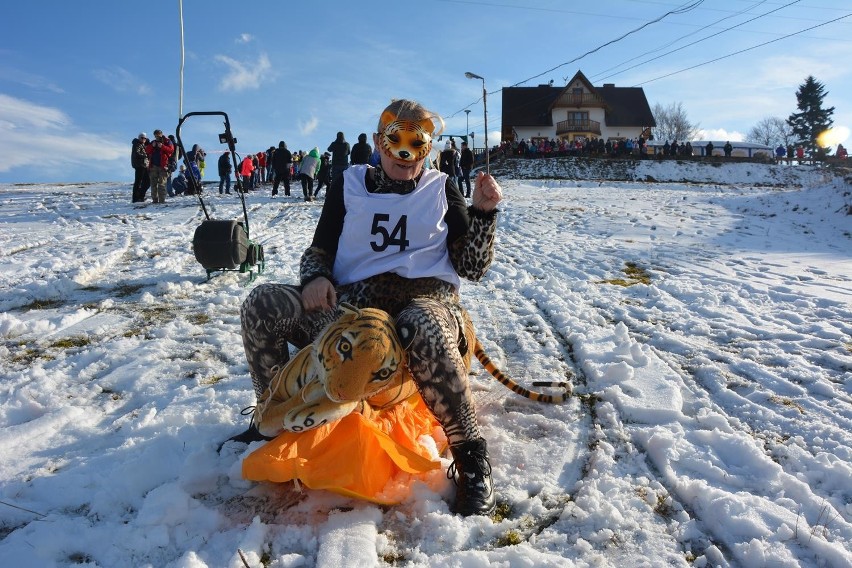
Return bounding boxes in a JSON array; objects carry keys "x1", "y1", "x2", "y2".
[
  {"x1": 114, "y1": 283, "x2": 144, "y2": 297},
  {"x1": 381, "y1": 551, "x2": 407, "y2": 565},
  {"x1": 10, "y1": 348, "x2": 54, "y2": 364},
  {"x1": 50, "y1": 337, "x2": 91, "y2": 350},
  {"x1": 490, "y1": 501, "x2": 512, "y2": 523},
  {"x1": 769, "y1": 395, "x2": 804, "y2": 414},
  {"x1": 623, "y1": 261, "x2": 652, "y2": 284},
  {"x1": 187, "y1": 313, "x2": 211, "y2": 325},
  {"x1": 200, "y1": 375, "x2": 226, "y2": 386},
  {"x1": 597, "y1": 261, "x2": 652, "y2": 287},
  {"x1": 21, "y1": 298, "x2": 64, "y2": 311},
  {"x1": 495, "y1": 530, "x2": 524, "y2": 547},
  {"x1": 654, "y1": 493, "x2": 675, "y2": 518}
]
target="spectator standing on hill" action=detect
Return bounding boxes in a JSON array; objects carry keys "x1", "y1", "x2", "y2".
[
  {"x1": 350, "y1": 133, "x2": 372, "y2": 165},
  {"x1": 459, "y1": 141, "x2": 474, "y2": 197},
  {"x1": 131, "y1": 133, "x2": 150, "y2": 203},
  {"x1": 166, "y1": 135, "x2": 180, "y2": 197},
  {"x1": 705, "y1": 141, "x2": 714, "y2": 157},
  {"x1": 240, "y1": 155, "x2": 255, "y2": 191},
  {"x1": 328, "y1": 132, "x2": 350, "y2": 181},
  {"x1": 272, "y1": 141, "x2": 293, "y2": 197},
  {"x1": 314, "y1": 152, "x2": 332, "y2": 198},
  {"x1": 266, "y1": 147, "x2": 275, "y2": 183},
  {"x1": 775, "y1": 144, "x2": 786, "y2": 163},
  {"x1": 256, "y1": 151, "x2": 267, "y2": 186},
  {"x1": 218, "y1": 152, "x2": 232, "y2": 194},
  {"x1": 723, "y1": 141, "x2": 733, "y2": 158},
  {"x1": 299, "y1": 147, "x2": 321, "y2": 201},
  {"x1": 145, "y1": 130, "x2": 174, "y2": 204},
  {"x1": 836, "y1": 144, "x2": 848, "y2": 159},
  {"x1": 439, "y1": 140, "x2": 461, "y2": 191}
]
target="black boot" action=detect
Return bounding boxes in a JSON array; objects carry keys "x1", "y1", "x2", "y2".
[
  {"x1": 218, "y1": 423, "x2": 273, "y2": 452},
  {"x1": 447, "y1": 438, "x2": 496, "y2": 516}
]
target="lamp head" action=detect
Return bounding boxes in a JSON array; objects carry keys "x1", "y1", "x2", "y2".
[{"x1": 465, "y1": 72, "x2": 484, "y2": 80}]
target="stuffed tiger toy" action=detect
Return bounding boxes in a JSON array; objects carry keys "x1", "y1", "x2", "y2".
[{"x1": 254, "y1": 303, "x2": 570, "y2": 438}]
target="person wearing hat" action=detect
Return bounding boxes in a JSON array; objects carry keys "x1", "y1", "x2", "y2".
[
  {"x1": 438, "y1": 139, "x2": 460, "y2": 192},
  {"x1": 144, "y1": 129, "x2": 175, "y2": 203},
  {"x1": 131, "y1": 132, "x2": 150, "y2": 203},
  {"x1": 172, "y1": 164, "x2": 189, "y2": 196},
  {"x1": 313, "y1": 152, "x2": 332, "y2": 198}
]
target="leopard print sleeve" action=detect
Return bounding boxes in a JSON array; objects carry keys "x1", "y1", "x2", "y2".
[
  {"x1": 300, "y1": 246, "x2": 336, "y2": 286},
  {"x1": 449, "y1": 206, "x2": 498, "y2": 281}
]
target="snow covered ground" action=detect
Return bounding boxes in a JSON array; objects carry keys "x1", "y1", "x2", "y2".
[{"x1": 0, "y1": 158, "x2": 850, "y2": 567}]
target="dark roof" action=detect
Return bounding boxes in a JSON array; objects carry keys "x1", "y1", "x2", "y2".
[
  {"x1": 501, "y1": 86, "x2": 562, "y2": 131},
  {"x1": 597, "y1": 85, "x2": 655, "y2": 127},
  {"x1": 502, "y1": 76, "x2": 655, "y2": 134}
]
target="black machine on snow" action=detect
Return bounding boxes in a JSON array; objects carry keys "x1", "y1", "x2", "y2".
[{"x1": 175, "y1": 111, "x2": 265, "y2": 282}]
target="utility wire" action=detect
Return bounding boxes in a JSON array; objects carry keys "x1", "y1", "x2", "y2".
[
  {"x1": 595, "y1": 0, "x2": 802, "y2": 83},
  {"x1": 634, "y1": 12, "x2": 852, "y2": 86},
  {"x1": 519, "y1": 0, "x2": 705, "y2": 87},
  {"x1": 590, "y1": 0, "x2": 774, "y2": 82},
  {"x1": 447, "y1": 0, "x2": 704, "y2": 119}
]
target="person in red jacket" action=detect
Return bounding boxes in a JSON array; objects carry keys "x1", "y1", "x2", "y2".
[
  {"x1": 240, "y1": 155, "x2": 255, "y2": 191},
  {"x1": 145, "y1": 130, "x2": 175, "y2": 204},
  {"x1": 256, "y1": 152, "x2": 267, "y2": 187}
]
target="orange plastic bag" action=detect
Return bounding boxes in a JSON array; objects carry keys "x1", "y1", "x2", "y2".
[{"x1": 242, "y1": 394, "x2": 446, "y2": 505}]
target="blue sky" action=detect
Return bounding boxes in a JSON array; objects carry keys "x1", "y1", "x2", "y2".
[{"x1": 1, "y1": 0, "x2": 849, "y2": 183}]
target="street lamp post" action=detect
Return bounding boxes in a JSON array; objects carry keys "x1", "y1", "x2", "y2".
[{"x1": 465, "y1": 72, "x2": 489, "y2": 174}]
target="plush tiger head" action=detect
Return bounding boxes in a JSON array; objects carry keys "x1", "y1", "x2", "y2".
[
  {"x1": 376, "y1": 110, "x2": 436, "y2": 163},
  {"x1": 314, "y1": 303, "x2": 411, "y2": 403}
]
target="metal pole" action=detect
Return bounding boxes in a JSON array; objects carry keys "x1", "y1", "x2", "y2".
[
  {"x1": 482, "y1": 80, "x2": 489, "y2": 174},
  {"x1": 465, "y1": 72, "x2": 489, "y2": 174},
  {"x1": 465, "y1": 109, "x2": 470, "y2": 148},
  {"x1": 178, "y1": 0, "x2": 184, "y2": 119}
]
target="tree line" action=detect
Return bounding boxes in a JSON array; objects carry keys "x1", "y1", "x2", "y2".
[{"x1": 651, "y1": 76, "x2": 837, "y2": 158}]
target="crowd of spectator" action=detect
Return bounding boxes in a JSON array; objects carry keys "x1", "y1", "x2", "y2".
[
  {"x1": 129, "y1": 129, "x2": 381, "y2": 204},
  {"x1": 132, "y1": 128, "x2": 848, "y2": 204}
]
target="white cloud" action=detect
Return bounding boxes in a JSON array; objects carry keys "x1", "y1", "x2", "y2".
[
  {"x1": 299, "y1": 116, "x2": 319, "y2": 135},
  {"x1": 92, "y1": 66, "x2": 151, "y2": 95},
  {"x1": 696, "y1": 128, "x2": 744, "y2": 142},
  {"x1": 0, "y1": 94, "x2": 125, "y2": 173},
  {"x1": 237, "y1": 34, "x2": 254, "y2": 44},
  {"x1": 214, "y1": 53, "x2": 273, "y2": 92}
]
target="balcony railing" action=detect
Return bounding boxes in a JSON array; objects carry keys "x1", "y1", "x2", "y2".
[
  {"x1": 553, "y1": 93, "x2": 605, "y2": 108},
  {"x1": 556, "y1": 118, "x2": 601, "y2": 136}
]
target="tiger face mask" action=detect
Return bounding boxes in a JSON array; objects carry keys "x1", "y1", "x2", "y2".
[{"x1": 376, "y1": 110, "x2": 435, "y2": 163}]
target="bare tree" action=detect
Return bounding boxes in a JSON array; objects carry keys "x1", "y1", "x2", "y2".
[
  {"x1": 746, "y1": 117, "x2": 793, "y2": 147},
  {"x1": 651, "y1": 101, "x2": 700, "y2": 142}
]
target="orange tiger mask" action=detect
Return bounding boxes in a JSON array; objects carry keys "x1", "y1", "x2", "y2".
[{"x1": 377, "y1": 110, "x2": 436, "y2": 162}]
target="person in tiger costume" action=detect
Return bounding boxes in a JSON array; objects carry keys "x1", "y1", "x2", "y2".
[{"x1": 236, "y1": 98, "x2": 503, "y2": 516}]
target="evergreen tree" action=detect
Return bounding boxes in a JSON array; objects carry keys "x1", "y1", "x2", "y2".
[{"x1": 787, "y1": 76, "x2": 834, "y2": 158}]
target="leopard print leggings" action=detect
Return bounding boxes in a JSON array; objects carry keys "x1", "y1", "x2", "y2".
[{"x1": 240, "y1": 283, "x2": 483, "y2": 444}]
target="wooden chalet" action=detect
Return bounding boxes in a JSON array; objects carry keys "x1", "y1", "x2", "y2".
[{"x1": 501, "y1": 70, "x2": 655, "y2": 144}]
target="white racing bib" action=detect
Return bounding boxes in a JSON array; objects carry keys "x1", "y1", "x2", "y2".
[{"x1": 333, "y1": 166, "x2": 461, "y2": 289}]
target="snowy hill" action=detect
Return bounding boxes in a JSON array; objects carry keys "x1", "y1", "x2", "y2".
[{"x1": 0, "y1": 159, "x2": 850, "y2": 567}]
